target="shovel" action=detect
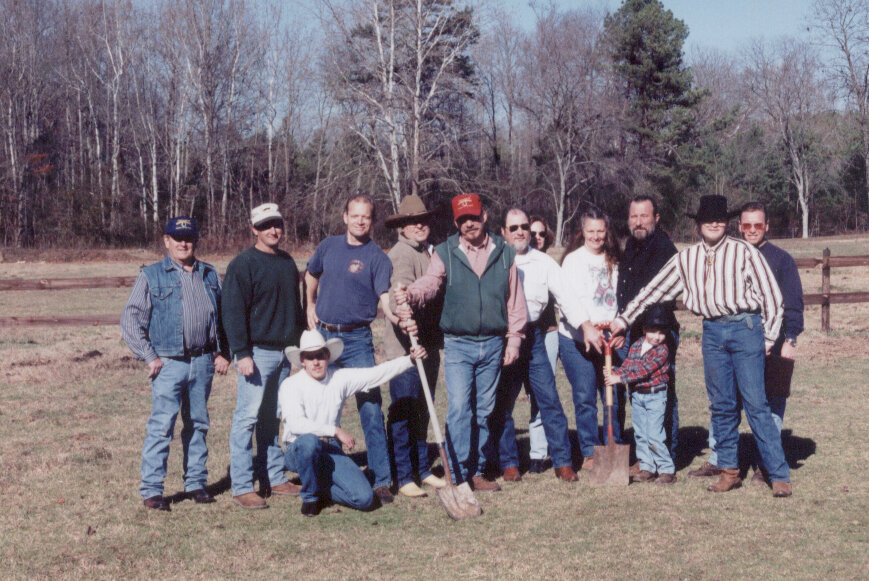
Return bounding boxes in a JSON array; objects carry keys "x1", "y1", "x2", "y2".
[
  {"x1": 588, "y1": 327, "x2": 630, "y2": 486},
  {"x1": 396, "y1": 286, "x2": 481, "y2": 520}
]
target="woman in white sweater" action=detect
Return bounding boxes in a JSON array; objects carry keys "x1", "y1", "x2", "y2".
[{"x1": 557, "y1": 208, "x2": 625, "y2": 470}]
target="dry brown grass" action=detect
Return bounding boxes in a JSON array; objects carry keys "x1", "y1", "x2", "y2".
[{"x1": 1, "y1": 235, "x2": 868, "y2": 580}]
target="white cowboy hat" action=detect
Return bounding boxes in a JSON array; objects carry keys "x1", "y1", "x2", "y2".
[{"x1": 284, "y1": 330, "x2": 344, "y2": 368}]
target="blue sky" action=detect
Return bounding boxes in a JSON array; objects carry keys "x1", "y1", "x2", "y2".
[{"x1": 500, "y1": 0, "x2": 816, "y2": 54}]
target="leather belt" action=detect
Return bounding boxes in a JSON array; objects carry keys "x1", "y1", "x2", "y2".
[
  {"x1": 317, "y1": 321, "x2": 369, "y2": 332},
  {"x1": 631, "y1": 386, "x2": 667, "y2": 395},
  {"x1": 184, "y1": 346, "x2": 214, "y2": 357}
]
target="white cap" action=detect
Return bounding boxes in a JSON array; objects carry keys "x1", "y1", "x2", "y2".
[{"x1": 250, "y1": 203, "x2": 282, "y2": 227}]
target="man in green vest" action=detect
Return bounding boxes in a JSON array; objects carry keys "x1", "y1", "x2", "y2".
[{"x1": 394, "y1": 193, "x2": 527, "y2": 492}]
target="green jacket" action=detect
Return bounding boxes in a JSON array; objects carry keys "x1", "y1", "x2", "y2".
[{"x1": 435, "y1": 233, "x2": 516, "y2": 338}]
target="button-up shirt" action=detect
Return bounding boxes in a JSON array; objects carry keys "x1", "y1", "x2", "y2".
[
  {"x1": 618, "y1": 236, "x2": 783, "y2": 343},
  {"x1": 514, "y1": 248, "x2": 583, "y2": 326}
]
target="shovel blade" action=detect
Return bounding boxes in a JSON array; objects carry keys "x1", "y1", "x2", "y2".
[
  {"x1": 436, "y1": 482, "x2": 482, "y2": 521},
  {"x1": 588, "y1": 442, "x2": 630, "y2": 486}
]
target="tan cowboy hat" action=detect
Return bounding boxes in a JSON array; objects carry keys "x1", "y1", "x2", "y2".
[
  {"x1": 384, "y1": 195, "x2": 435, "y2": 228},
  {"x1": 284, "y1": 330, "x2": 344, "y2": 368}
]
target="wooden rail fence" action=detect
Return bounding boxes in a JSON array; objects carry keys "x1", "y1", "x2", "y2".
[{"x1": 2, "y1": 249, "x2": 868, "y2": 332}]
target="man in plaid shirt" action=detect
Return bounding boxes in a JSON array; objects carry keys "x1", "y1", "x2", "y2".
[{"x1": 606, "y1": 305, "x2": 675, "y2": 484}]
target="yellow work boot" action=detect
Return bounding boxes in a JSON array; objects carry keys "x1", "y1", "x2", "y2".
[
  {"x1": 398, "y1": 482, "x2": 428, "y2": 498},
  {"x1": 421, "y1": 474, "x2": 446, "y2": 489}
]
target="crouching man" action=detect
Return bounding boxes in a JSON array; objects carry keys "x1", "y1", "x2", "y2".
[{"x1": 278, "y1": 330, "x2": 427, "y2": 516}]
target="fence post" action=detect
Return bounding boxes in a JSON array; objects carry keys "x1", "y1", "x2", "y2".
[{"x1": 821, "y1": 248, "x2": 831, "y2": 333}]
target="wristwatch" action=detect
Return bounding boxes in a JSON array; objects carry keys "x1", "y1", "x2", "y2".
[{"x1": 785, "y1": 337, "x2": 797, "y2": 347}]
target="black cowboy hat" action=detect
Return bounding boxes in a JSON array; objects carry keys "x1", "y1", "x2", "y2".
[
  {"x1": 641, "y1": 304, "x2": 677, "y2": 331},
  {"x1": 686, "y1": 195, "x2": 740, "y2": 223}
]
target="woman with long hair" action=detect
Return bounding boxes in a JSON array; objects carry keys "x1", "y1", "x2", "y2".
[{"x1": 558, "y1": 208, "x2": 625, "y2": 470}]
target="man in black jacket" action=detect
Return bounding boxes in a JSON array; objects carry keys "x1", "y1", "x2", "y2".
[{"x1": 616, "y1": 195, "x2": 680, "y2": 462}]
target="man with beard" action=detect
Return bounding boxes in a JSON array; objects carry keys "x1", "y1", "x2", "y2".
[
  {"x1": 616, "y1": 195, "x2": 680, "y2": 465},
  {"x1": 394, "y1": 194, "x2": 527, "y2": 492}
]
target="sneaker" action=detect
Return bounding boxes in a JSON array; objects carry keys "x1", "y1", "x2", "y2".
[
  {"x1": 373, "y1": 486, "x2": 394, "y2": 504},
  {"x1": 232, "y1": 491, "x2": 268, "y2": 509},
  {"x1": 398, "y1": 482, "x2": 427, "y2": 498},
  {"x1": 421, "y1": 474, "x2": 447, "y2": 489}
]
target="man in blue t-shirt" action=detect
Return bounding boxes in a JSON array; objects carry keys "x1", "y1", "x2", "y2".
[{"x1": 304, "y1": 194, "x2": 395, "y2": 503}]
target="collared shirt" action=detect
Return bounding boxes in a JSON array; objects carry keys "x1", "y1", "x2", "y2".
[
  {"x1": 618, "y1": 235, "x2": 783, "y2": 343},
  {"x1": 278, "y1": 356, "x2": 413, "y2": 444},
  {"x1": 514, "y1": 248, "x2": 583, "y2": 326},
  {"x1": 407, "y1": 233, "x2": 527, "y2": 349},
  {"x1": 122, "y1": 258, "x2": 217, "y2": 361},
  {"x1": 614, "y1": 339, "x2": 670, "y2": 391}
]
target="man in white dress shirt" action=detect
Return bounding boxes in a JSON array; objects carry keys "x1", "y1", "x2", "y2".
[{"x1": 279, "y1": 330, "x2": 426, "y2": 516}]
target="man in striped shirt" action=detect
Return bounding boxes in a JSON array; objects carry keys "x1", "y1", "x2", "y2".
[
  {"x1": 121, "y1": 217, "x2": 230, "y2": 511},
  {"x1": 611, "y1": 195, "x2": 792, "y2": 498}
]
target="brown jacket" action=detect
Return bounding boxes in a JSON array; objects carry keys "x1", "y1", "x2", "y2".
[{"x1": 383, "y1": 233, "x2": 444, "y2": 359}]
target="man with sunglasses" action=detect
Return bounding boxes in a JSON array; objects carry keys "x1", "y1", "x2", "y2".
[
  {"x1": 616, "y1": 195, "x2": 680, "y2": 467},
  {"x1": 222, "y1": 203, "x2": 305, "y2": 509},
  {"x1": 279, "y1": 330, "x2": 427, "y2": 516},
  {"x1": 122, "y1": 216, "x2": 231, "y2": 511},
  {"x1": 488, "y1": 209, "x2": 582, "y2": 484},
  {"x1": 394, "y1": 193, "x2": 527, "y2": 491}
]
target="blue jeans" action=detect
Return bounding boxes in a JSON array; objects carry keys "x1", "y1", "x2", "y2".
[
  {"x1": 631, "y1": 390, "x2": 674, "y2": 474},
  {"x1": 387, "y1": 352, "x2": 440, "y2": 487},
  {"x1": 284, "y1": 434, "x2": 374, "y2": 510},
  {"x1": 493, "y1": 327, "x2": 573, "y2": 470},
  {"x1": 229, "y1": 347, "x2": 289, "y2": 496},
  {"x1": 702, "y1": 315, "x2": 789, "y2": 482},
  {"x1": 140, "y1": 354, "x2": 214, "y2": 499},
  {"x1": 617, "y1": 328, "x2": 680, "y2": 458},
  {"x1": 442, "y1": 334, "x2": 504, "y2": 482},
  {"x1": 528, "y1": 329, "x2": 559, "y2": 460},
  {"x1": 708, "y1": 395, "x2": 786, "y2": 466},
  {"x1": 318, "y1": 324, "x2": 391, "y2": 489},
  {"x1": 558, "y1": 333, "x2": 624, "y2": 458}
]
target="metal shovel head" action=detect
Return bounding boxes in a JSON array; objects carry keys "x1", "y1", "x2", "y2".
[
  {"x1": 588, "y1": 441, "x2": 630, "y2": 486},
  {"x1": 436, "y1": 482, "x2": 482, "y2": 521}
]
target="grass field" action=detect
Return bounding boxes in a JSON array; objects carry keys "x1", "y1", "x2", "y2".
[{"x1": 1, "y1": 235, "x2": 868, "y2": 580}]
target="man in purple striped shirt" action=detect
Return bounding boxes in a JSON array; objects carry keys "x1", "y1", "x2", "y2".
[
  {"x1": 612, "y1": 195, "x2": 792, "y2": 498},
  {"x1": 121, "y1": 217, "x2": 230, "y2": 511}
]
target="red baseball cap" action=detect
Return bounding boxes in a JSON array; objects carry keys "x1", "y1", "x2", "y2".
[{"x1": 451, "y1": 193, "x2": 483, "y2": 220}]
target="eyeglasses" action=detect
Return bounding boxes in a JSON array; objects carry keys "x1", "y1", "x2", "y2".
[
  {"x1": 530, "y1": 231, "x2": 546, "y2": 238},
  {"x1": 507, "y1": 223, "x2": 530, "y2": 232},
  {"x1": 254, "y1": 219, "x2": 284, "y2": 231},
  {"x1": 300, "y1": 349, "x2": 329, "y2": 361},
  {"x1": 740, "y1": 223, "x2": 765, "y2": 233}
]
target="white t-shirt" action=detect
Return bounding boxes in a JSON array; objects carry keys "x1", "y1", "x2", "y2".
[{"x1": 558, "y1": 246, "x2": 619, "y2": 340}]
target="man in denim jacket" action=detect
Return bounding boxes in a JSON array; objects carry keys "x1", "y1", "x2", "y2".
[{"x1": 122, "y1": 216, "x2": 230, "y2": 511}]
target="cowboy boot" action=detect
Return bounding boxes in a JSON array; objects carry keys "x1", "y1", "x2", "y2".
[{"x1": 707, "y1": 468, "x2": 741, "y2": 493}]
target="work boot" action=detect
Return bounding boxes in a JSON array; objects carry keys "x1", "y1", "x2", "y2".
[
  {"x1": 143, "y1": 495, "x2": 171, "y2": 511},
  {"x1": 373, "y1": 486, "x2": 394, "y2": 504},
  {"x1": 502, "y1": 467, "x2": 521, "y2": 482},
  {"x1": 301, "y1": 501, "x2": 321, "y2": 517},
  {"x1": 772, "y1": 481, "x2": 792, "y2": 498},
  {"x1": 581, "y1": 456, "x2": 594, "y2": 471},
  {"x1": 528, "y1": 459, "x2": 550, "y2": 474},
  {"x1": 471, "y1": 475, "x2": 501, "y2": 492},
  {"x1": 270, "y1": 482, "x2": 302, "y2": 496},
  {"x1": 631, "y1": 470, "x2": 655, "y2": 483},
  {"x1": 688, "y1": 462, "x2": 722, "y2": 478},
  {"x1": 707, "y1": 468, "x2": 741, "y2": 493},
  {"x1": 554, "y1": 466, "x2": 578, "y2": 482},
  {"x1": 750, "y1": 469, "x2": 767, "y2": 487},
  {"x1": 398, "y1": 482, "x2": 427, "y2": 498},
  {"x1": 629, "y1": 461, "x2": 641, "y2": 476},
  {"x1": 655, "y1": 473, "x2": 677, "y2": 485},
  {"x1": 232, "y1": 492, "x2": 268, "y2": 509}
]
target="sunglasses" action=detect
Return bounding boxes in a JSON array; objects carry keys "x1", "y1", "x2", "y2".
[
  {"x1": 254, "y1": 219, "x2": 284, "y2": 231},
  {"x1": 740, "y1": 223, "x2": 765, "y2": 233},
  {"x1": 300, "y1": 349, "x2": 329, "y2": 361},
  {"x1": 170, "y1": 235, "x2": 197, "y2": 244},
  {"x1": 507, "y1": 223, "x2": 530, "y2": 232},
  {"x1": 530, "y1": 231, "x2": 546, "y2": 238}
]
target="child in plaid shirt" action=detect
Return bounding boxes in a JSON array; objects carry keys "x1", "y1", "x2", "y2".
[{"x1": 605, "y1": 305, "x2": 676, "y2": 484}]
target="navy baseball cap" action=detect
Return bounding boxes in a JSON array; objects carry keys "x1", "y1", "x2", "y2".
[{"x1": 165, "y1": 216, "x2": 199, "y2": 238}]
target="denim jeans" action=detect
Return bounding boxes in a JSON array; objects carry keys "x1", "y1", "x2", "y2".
[
  {"x1": 284, "y1": 434, "x2": 374, "y2": 510},
  {"x1": 528, "y1": 329, "x2": 559, "y2": 460},
  {"x1": 558, "y1": 333, "x2": 624, "y2": 458},
  {"x1": 492, "y1": 327, "x2": 573, "y2": 470},
  {"x1": 702, "y1": 315, "x2": 789, "y2": 482},
  {"x1": 708, "y1": 394, "x2": 786, "y2": 466},
  {"x1": 631, "y1": 390, "x2": 674, "y2": 474},
  {"x1": 617, "y1": 328, "x2": 680, "y2": 458},
  {"x1": 229, "y1": 347, "x2": 289, "y2": 496},
  {"x1": 318, "y1": 324, "x2": 391, "y2": 489},
  {"x1": 140, "y1": 355, "x2": 214, "y2": 499},
  {"x1": 387, "y1": 352, "x2": 440, "y2": 488},
  {"x1": 442, "y1": 334, "x2": 504, "y2": 482}
]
